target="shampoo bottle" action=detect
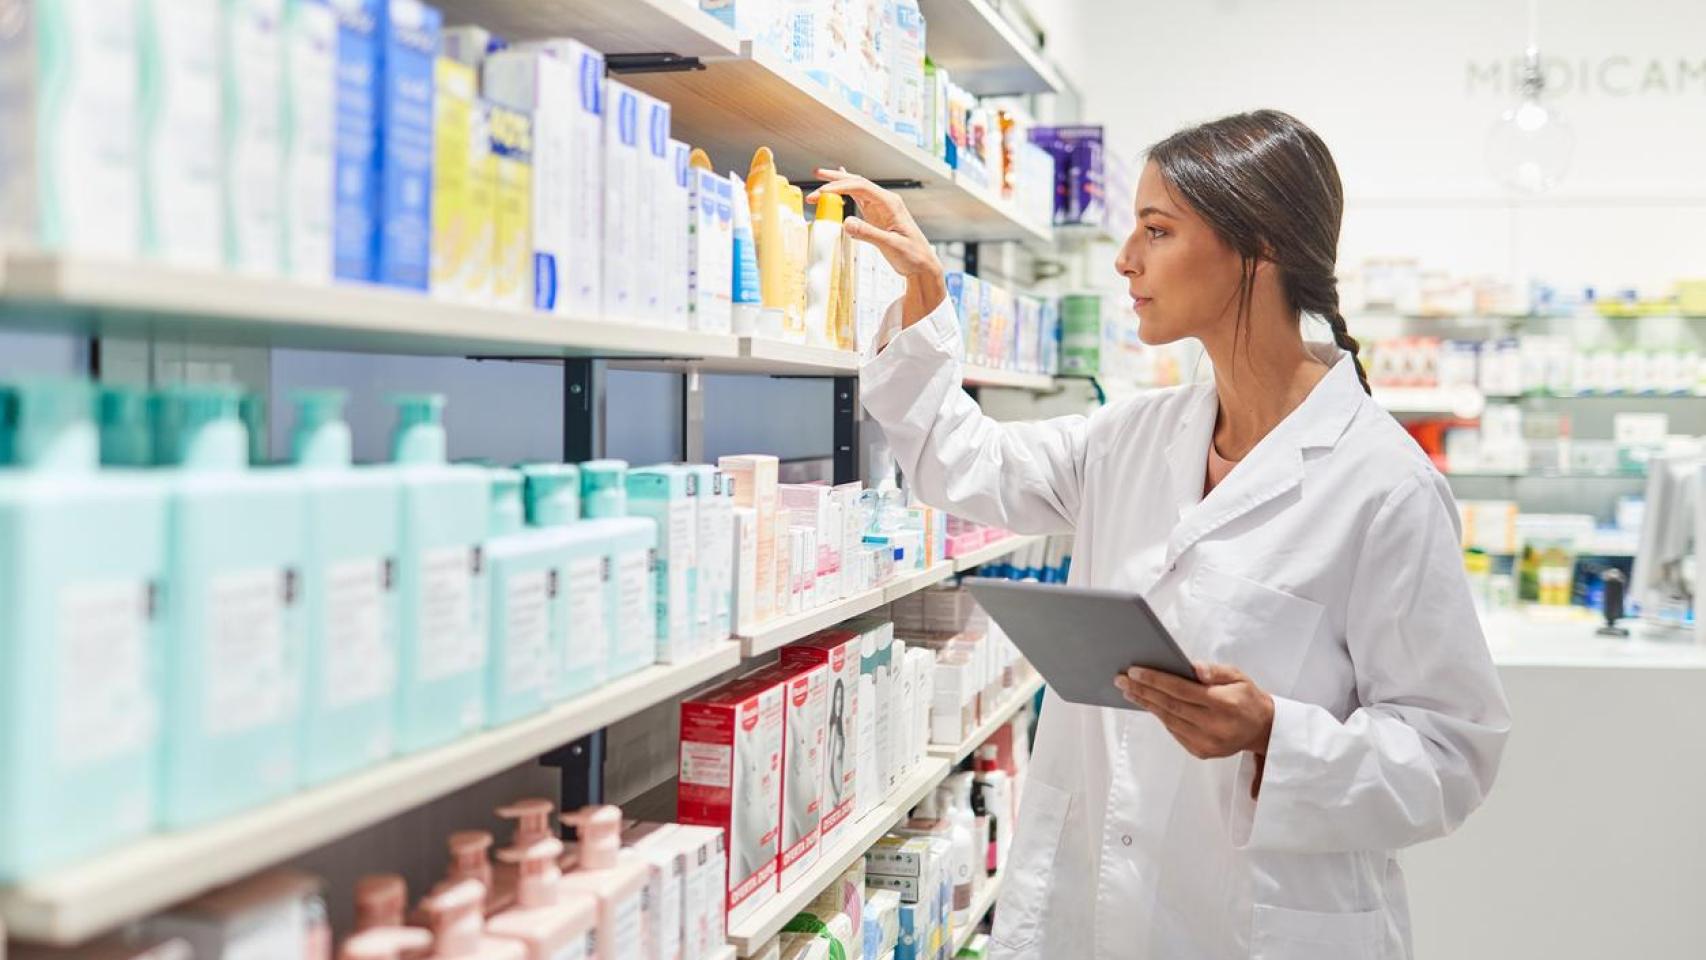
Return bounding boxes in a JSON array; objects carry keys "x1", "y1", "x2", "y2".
[
  {"x1": 728, "y1": 171, "x2": 762, "y2": 336},
  {"x1": 156, "y1": 384, "x2": 307, "y2": 828},
  {"x1": 626, "y1": 465, "x2": 697, "y2": 663},
  {"x1": 745, "y1": 147, "x2": 789, "y2": 340},
  {"x1": 0, "y1": 381, "x2": 168, "y2": 880},
  {"x1": 486, "y1": 803, "x2": 599, "y2": 960},
  {"x1": 419, "y1": 880, "x2": 525, "y2": 960},
  {"x1": 558, "y1": 806, "x2": 650, "y2": 960},
  {"x1": 390, "y1": 395, "x2": 490, "y2": 753},
  {"x1": 293, "y1": 390, "x2": 402, "y2": 784},
  {"x1": 576, "y1": 459, "x2": 656, "y2": 680},
  {"x1": 782, "y1": 183, "x2": 809, "y2": 342},
  {"x1": 803, "y1": 192, "x2": 844, "y2": 348},
  {"x1": 484, "y1": 469, "x2": 560, "y2": 726}
]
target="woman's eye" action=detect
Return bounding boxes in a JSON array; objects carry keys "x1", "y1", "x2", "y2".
[{"x1": 1146, "y1": 226, "x2": 1167, "y2": 240}]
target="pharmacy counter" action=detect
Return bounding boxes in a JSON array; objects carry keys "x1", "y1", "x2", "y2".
[{"x1": 1405, "y1": 609, "x2": 1706, "y2": 960}]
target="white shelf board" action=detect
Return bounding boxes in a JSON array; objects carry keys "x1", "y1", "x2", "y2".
[
  {"x1": 707, "y1": 946, "x2": 738, "y2": 960},
  {"x1": 0, "y1": 252, "x2": 745, "y2": 362},
  {"x1": 884, "y1": 561, "x2": 957, "y2": 602},
  {"x1": 729, "y1": 758, "x2": 953, "y2": 954},
  {"x1": 0, "y1": 642, "x2": 743, "y2": 945},
  {"x1": 950, "y1": 534, "x2": 1040, "y2": 573},
  {"x1": 1372, "y1": 385, "x2": 1487, "y2": 418},
  {"x1": 928, "y1": 675, "x2": 1044, "y2": 765},
  {"x1": 736, "y1": 338, "x2": 861, "y2": 375},
  {"x1": 735, "y1": 582, "x2": 895, "y2": 659},
  {"x1": 433, "y1": 0, "x2": 740, "y2": 58},
  {"x1": 624, "y1": 44, "x2": 1047, "y2": 245},
  {"x1": 962, "y1": 366, "x2": 1057, "y2": 391},
  {"x1": 915, "y1": 0, "x2": 1064, "y2": 96},
  {"x1": 951, "y1": 871, "x2": 1005, "y2": 955},
  {"x1": 737, "y1": 559, "x2": 966, "y2": 658}
]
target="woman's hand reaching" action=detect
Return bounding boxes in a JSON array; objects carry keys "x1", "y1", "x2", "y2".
[
  {"x1": 1116, "y1": 663, "x2": 1276, "y2": 798},
  {"x1": 807, "y1": 167, "x2": 946, "y2": 329}
]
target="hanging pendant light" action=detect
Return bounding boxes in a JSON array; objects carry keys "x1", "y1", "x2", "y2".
[{"x1": 1485, "y1": 0, "x2": 1574, "y2": 194}]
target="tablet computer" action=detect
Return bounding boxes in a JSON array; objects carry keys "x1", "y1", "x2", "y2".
[{"x1": 963, "y1": 577, "x2": 1197, "y2": 711}]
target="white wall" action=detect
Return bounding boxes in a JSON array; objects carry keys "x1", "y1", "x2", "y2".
[{"x1": 1033, "y1": 0, "x2": 1706, "y2": 291}]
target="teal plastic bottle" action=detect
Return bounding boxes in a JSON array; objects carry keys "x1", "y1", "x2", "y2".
[
  {"x1": 390, "y1": 395, "x2": 491, "y2": 752},
  {"x1": 484, "y1": 467, "x2": 561, "y2": 726},
  {"x1": 522, "y1": 464, "x2": 612, "y2": 701},
  {"x1": 0, "y1": 381, "x2": 168, "y2": 879},
  {"x1": 572, "y1": 458, "x2": 656, "y2": 679},
  {"x1": 97, "y1": 386, "x2": 155, "y2": 467},
  {"x1": 579, "y1": 459, "x2": 629, "y2": 519},
  {"x1": 156, "y1": 384, "x2": 308, "y2": 828},
  {"x1": 292, "y1": 390, "x2": 402, "y2": 785}
]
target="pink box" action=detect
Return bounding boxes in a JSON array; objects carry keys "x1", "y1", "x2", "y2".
[
  {"x1": 779, "y1": 629, "x2": 862, "y2": 849},
  {"x1": 677, "y1": 670, "x2": 785, "y2": 927},
  {"x1": 745, "y1": 659, "x2": 829, "y2": 889}
]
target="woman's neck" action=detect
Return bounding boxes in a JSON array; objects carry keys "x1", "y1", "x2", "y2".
[{"x1": 1202, "y1": 301, "x2": 1329, "y2": 460}]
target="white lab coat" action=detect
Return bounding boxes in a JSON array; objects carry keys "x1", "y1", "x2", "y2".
[{"x1": 860, "y1": 300, "x2": 1511, "y2": 960}]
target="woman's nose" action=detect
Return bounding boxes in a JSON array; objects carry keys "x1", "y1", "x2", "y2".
[{"x1": 1114, "y1": 230, "x2": 1142, "y2": 277}]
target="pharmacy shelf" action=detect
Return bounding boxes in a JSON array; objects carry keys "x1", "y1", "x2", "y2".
[
  {"x1": 962, "y1": 366, "x2": 1057, "y2": 391},
  {"x1": 735, "y1": 581, "x2": 897, "y2": 659},
  {"x1": 624, "y1": 43, "x2": 1051, "y2": 245},
  {"x1": 917, "y1": 0, "x2": 1065, "y2": 95},
  {"x1": 928, "y1": 674, "x2": 1045, "y2": 764},
  {"x1": 434, "y1": 0, "x2": 740, "y2": 59},
  {"x1": 0, "y1": 252, "x2": 747, "y2": 363},
  {"x1": 735, "y1": 338, "x2": 861, "y2": 375},
  {"x1": 884, "y1": 561, "x2": 959, "y2": 602},
  {"x1": 951, "y1": 871, "x2": 1006, "y2": 956},
  {"x1": 1372, "y1": 385, "x2": 1487, "y2": 418},
  {"x1": 0, "y1": 642, "x2": 743, "y2": 946},
  {"x1": 729, "y1": 758, "x2": 954, "y2": 954},
  {"x1": 707, "y1": 946, "x2": 738, "y2": 960},
  {"x1": 951, "y1": 534, "x2": 1040, "y2": 573},
  {"x1": 736, "y1": 539, "x2": 1039, "y2": 658}
]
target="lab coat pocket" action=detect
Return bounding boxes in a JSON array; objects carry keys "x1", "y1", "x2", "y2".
[
  {"x1": 990, "y1": 779, "x2": 1071, "y2": 953},
  {"x1": 1251, "y1": 904, "x2": 1383, "y2": 960},
  {"x1": 1189, "y1": 566, "x2": 1325, "y2": 698}
]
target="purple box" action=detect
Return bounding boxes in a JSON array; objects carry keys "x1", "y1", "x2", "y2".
[{"x1": 1030, "y1": 125, "x2": 1106, "y2": 228}]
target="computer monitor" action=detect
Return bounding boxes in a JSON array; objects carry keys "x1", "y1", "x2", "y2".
[{"x1": 1629, "y1": 441, "x2": 1704, "y2": 632}]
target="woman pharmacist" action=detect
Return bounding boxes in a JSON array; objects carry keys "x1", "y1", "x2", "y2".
[{"x1": 814, "y1": 111, "x2": 1510, "y2": 960}]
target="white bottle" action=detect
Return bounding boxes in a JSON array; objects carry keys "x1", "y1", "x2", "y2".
[{"x1": 938, "y1": 778, "x2": 978, "y2": 927}]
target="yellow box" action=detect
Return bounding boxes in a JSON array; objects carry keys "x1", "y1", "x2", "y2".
[
  {"x1": 489, "y1": 104, "x2": 533, "y2": 311},
  {"x1": 431, "y1": 59, "x2": 475, "y2": 300}
]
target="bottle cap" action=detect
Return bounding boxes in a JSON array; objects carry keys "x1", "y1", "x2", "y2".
[
  {"x1": 390, "y1": 394, "x2": 448, "y2": 465},
  {"x1": 420, "y1": 879, "x2": 485, "y2": 956},
  {"x1": 521, "y1": 463, "x2": 580, "y2": 527},
  {"x1": 578, "y1": 459, "x2": 629, "y2": 518},
  {"x1": 353, "y1": 874, "x2": 407, "y2": 931},
  {"x1": 339, "y1": 926, "x2": 433, "y2": 960},
  {"x1": 291, "y1": 389, "x2": 352, "y2": 467},
  {"x1": 96, "y1": 385, "x2": 153, "y2": 467},
  {"x1": 488, "y1": 468, "x2": 525, "y2": 536},
  {"x1": 6, "y1": 379, "x2": 96, "y2": 470},
  {"x1": 444, "y1": 830, "x2": 494, "y2": 895},
  {"x1": 496, "y1": 800, "x2": 566, "y2": 909},
  {"x1": 559, "y1": 805, "x2": 622, "y2": 871}
]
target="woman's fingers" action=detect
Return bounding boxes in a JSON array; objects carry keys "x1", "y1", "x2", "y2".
[{"x1": 1127, "y1": 667, "x2": 1214, "y2": 705}]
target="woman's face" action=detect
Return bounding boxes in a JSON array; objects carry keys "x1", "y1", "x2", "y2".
[{"x1": 1115, "y1": 161, "x2": 1249, "y2": 346}]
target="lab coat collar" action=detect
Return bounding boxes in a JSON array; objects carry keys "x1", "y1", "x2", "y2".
[{"x1": 1162, "y1": 346, "x2": 1365, "y2": 567}]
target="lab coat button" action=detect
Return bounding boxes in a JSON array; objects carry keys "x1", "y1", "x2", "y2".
[{"x1": 1121, "y1": 835, "x2": 1133, "y2": 847}]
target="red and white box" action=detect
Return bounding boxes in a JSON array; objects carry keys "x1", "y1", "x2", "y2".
[
  {"x1": 781, "y1": 629, "x2": 861, "y2": 850},
  {"x1": 747, "y1": 658, "x2": 829, "y2": 888},
  {"x1": 677, "y1": 670, "x2": 785, "y2": 927}
]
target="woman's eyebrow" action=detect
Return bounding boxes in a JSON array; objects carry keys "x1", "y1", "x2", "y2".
[{"x1": 1138, "y1": 206, "x2": 1177, "y2": 220}]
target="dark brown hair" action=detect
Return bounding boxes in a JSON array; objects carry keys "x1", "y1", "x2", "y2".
[{"x1": 1147, "y1": 110, "x2": 1369, "y2": 393}]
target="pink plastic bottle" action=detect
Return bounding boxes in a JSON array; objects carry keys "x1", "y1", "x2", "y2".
[
  {"x1": 485, "y1": 812, "x2": 599, "y2": 960},
  {"x1": 558, "y1": 806, "x2": 650, "y2": 960},
  {"x1": 342, "y1": 927, "x2": 434, "y2": 960},
  {"x1": 418, "y1": 880, "x2": 526, "y2": 960},
  {"x1": 443, "y1": 831, "x2": 502, "y2": 916},
  {"x1": 491, "y1": 800, "x2": 557, "y2": 918}
]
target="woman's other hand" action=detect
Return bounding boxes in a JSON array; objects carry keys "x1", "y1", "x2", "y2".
[
  {"x1": 1116, "y1": 663, "x2": 1276, "y2": 796},
  {"x1": 808, "y1": 167, "x2": 946, "y2": 328}
]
